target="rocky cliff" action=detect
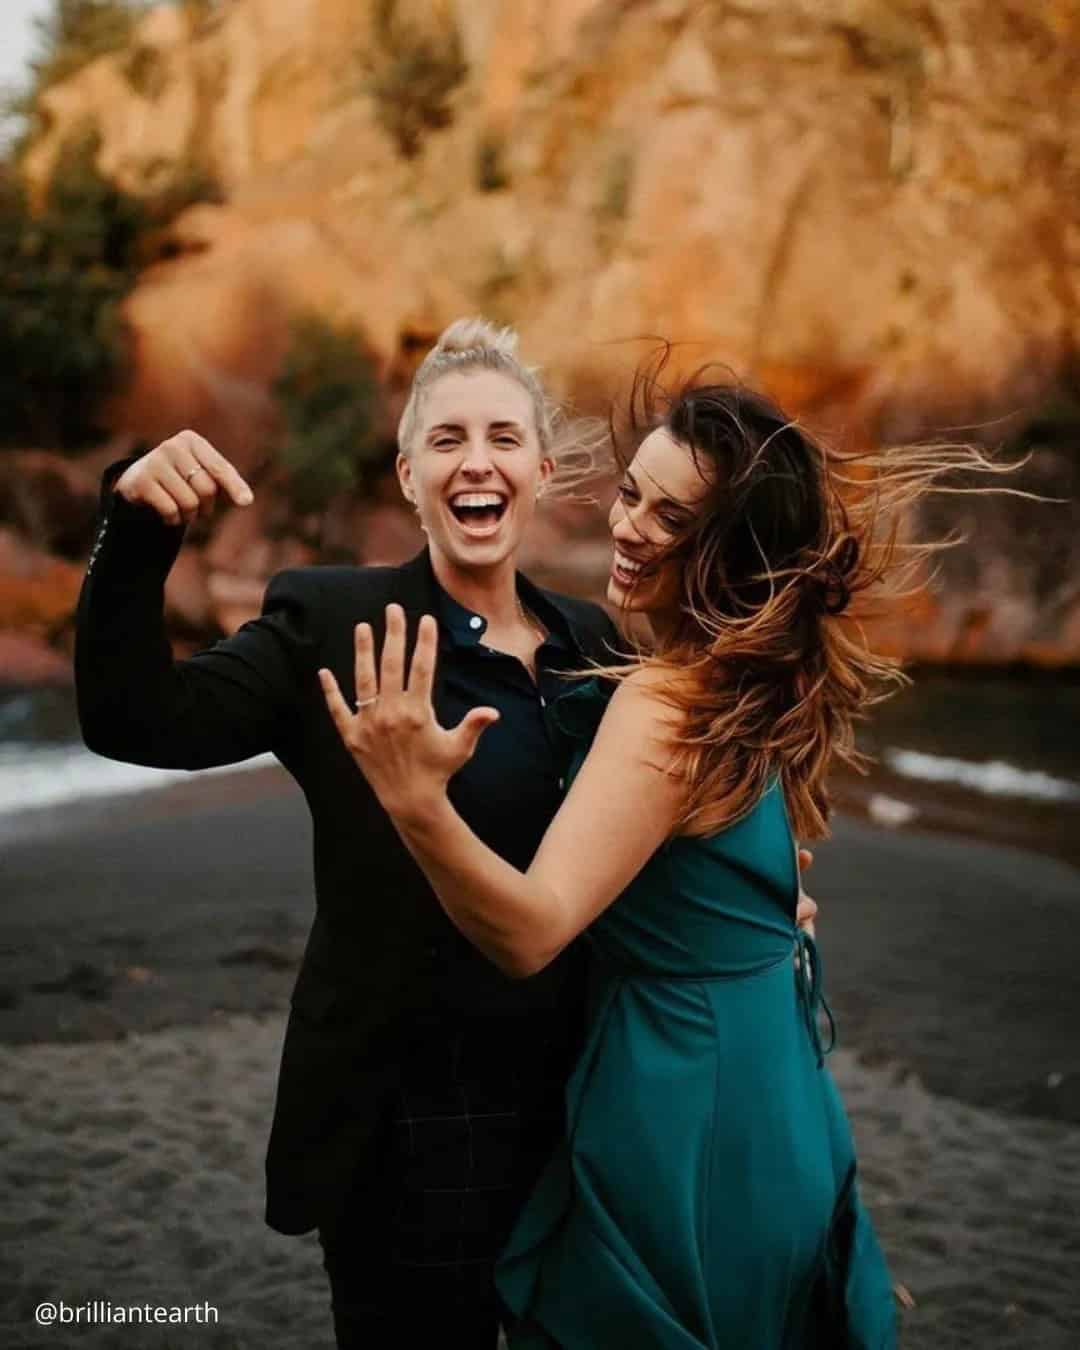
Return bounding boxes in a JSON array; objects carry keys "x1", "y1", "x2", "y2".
[{"x1": 5, "y1": 0, "x2": 1080, "y2": 671}]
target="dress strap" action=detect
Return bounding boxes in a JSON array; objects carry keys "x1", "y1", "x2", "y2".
[{"x1": 794, "y1": 929, "x2": 837, "y2": 1068}]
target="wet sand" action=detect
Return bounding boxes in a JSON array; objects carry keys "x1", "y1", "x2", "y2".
[{"x1": 2, "y1": 767, "x2": 1079, "y2": 1346}]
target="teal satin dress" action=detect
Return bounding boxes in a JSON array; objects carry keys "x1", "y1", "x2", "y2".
[{"x1": 496, "y1": 682, "x2": 897, "y2": 1349}]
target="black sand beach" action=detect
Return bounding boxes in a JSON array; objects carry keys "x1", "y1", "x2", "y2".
[{"x1": 2, "y1": 766, "x2": 1079, "y2": 1347}]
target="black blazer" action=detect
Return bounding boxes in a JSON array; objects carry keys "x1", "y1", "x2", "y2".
[{"x1": 75, "y1": 474, "x2": 619, "y2": 1234}]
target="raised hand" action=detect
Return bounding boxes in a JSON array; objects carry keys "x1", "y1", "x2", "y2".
[
  {"x1": 113, "y1": 429, "x2": 254, "y2": 526},
  {"x1": 318, "y1": 604, "x2": 500, "y2": 823}
]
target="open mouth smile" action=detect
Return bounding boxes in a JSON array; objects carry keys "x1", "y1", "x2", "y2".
[
  {"x1": 611, "y1": 548, "x2": 647, "y2": 588},
  {"x1": 448, "y1": 491, "x2": 509, "y2": 537}
]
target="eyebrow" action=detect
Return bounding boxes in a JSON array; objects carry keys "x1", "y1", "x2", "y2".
[
  {"x1": 427, "y1": 420, "x2": 526, "y2": 436},
  {"x1": 623, "y1": 465, "x2": 694, "y2": 514}
]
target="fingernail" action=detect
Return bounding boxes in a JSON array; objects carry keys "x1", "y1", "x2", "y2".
[{"x1": 240, "y1": 490, "x2": 253, "y2": 505}]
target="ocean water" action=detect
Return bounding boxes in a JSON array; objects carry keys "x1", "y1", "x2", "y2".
[
  {"x1": 0, "y1": 674, "x2": 1078, "y2": 824},
  {"x1": 855, "y1": 672, "x2": 1080, "y2": 805},
  {"x1": 0, "y1": 687, "x2": 275, "y2": 824}
]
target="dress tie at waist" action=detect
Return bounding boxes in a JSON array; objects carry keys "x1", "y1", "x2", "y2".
[
  {"x1": 795, "y1": 929, "x2": 837, "y2": 1068},
  {"x1": 591, "y1": 931, "x2": 838, "y2": 1069}
]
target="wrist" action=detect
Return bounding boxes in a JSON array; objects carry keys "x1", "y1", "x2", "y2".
[{"x1": 392, "y1": 786, "x2": 453, "y2": 839}]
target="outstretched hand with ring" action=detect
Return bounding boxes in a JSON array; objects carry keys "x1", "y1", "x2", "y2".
[{"x1": 318, "y1": 604, "x2": 500, "y2": 824}]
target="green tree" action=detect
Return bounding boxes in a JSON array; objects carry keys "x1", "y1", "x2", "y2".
[
  {"x1": 30, "y1": 1, "x2": 146, "y2": 93},
  {"x1": 5, "y1": 2, "x2": 147, "y2": 160},
  {"x1": 271, "y1": 315, "x2": 385, "y2": 514},
  {"x1": 0, "y1": 127, "x2": 145, "y2": 449},
  {"x1": 361, "y1": 2, "x2": 468, "y2": 159}
]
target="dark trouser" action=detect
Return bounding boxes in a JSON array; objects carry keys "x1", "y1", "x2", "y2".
[{"x1": 317, "y1": 1017, "x2": 573, "y2": 1350}]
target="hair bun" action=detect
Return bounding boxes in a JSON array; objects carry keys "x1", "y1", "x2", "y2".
[{"x1": 434, "y1": 316, "x2": 519, "y2": 358}]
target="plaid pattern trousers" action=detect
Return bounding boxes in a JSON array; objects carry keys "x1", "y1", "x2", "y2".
[{"x1": 318, "y1": 1015, "x2": 578, "y2": 1348}]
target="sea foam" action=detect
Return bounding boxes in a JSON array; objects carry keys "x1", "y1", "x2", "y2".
[
  {"x1": 0, "y1": 742, "x2": 276, "y2": 819},
  {"x1": 885, "y1": 747, "x2": 1080, "y2": 803}
]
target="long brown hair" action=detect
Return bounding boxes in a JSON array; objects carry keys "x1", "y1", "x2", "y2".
[{"x1": 597, "y1": 350, "x2": 1021, "y2": 840}]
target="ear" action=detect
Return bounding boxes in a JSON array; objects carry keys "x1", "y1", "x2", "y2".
[
  {"x1": 536, "y1": 454, "x2": 555, "y2": 496},
  {"x1": 396, "y1": 452, "x2": 415, "y2": 504}
]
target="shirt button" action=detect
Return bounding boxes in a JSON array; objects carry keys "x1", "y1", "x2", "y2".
[
  {"x1": 558, "y1": 777, "x2": 565, "y2": 790},
  {"x1": 469, "y1": 615, "x2": 483, "y2": 630},
  {"x1": 540, "y1": 695, "x2": 546, "y2": 707}
]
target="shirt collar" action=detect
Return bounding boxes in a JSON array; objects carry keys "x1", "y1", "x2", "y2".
[{"x1": 436, "y1": 575, "x2": 573, "y2": 654}]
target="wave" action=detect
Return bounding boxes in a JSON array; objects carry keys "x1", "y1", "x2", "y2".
[
  {"x1": 884, "y1": 748, "x2": 1080, "y2": 803},
  {"x1": 0, "y1": 742, "x2": 278, "y2": 819}
]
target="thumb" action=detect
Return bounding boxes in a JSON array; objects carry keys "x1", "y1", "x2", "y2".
[
  {"x1": 452, "y1": 706, "x2": 500, "y2": 762},
  {"x1": 797, "y1": 847, "x2": 813, "y2": 874}
]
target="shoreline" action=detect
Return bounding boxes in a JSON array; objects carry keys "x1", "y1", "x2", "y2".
[
  {"x1": 2, "y1": 764, "x2": 1078, "y2": 1127},
  {"x1": 830, "y1": 759, "x2": 1080, "y2": 872}
]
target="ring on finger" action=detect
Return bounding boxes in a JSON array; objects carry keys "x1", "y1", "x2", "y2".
[
  {"x1": 183, "y1": 466, "x2": 202, "y2": 484},
  {"x1": 355, "y1": 695, "x2": 379, "y2": 710}
]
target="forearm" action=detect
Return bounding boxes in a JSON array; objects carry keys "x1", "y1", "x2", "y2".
[
  {"x1": 76, "y1": 463, "x2": 306, "y2": 769},
  {"x1": 394, "y1": 796, "x2": 567, "y2": 978},
  {"x1": 75, "y1": 464, "x2": 189, "y2": 761}
]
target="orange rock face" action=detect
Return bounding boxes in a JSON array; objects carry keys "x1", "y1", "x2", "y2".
[
  {"x1": 0, "y1": 530, "x2": 83, "y2": 635},
  {"x1": 15, "y1": 0, "x2": 1080, "y2": 665}
]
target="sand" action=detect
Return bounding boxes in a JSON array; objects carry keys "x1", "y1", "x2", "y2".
[
  {"x1": 2, "y1": 767, "x2": 1079, "y2": 1346},
  {"x1": 1, "y1": 1015, "x2": 1078, "y2": 1349}
]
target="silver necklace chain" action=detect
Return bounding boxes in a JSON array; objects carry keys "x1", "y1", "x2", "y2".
[{"x1": 515, "y1": 594, "x2": 546, "y2": 646}]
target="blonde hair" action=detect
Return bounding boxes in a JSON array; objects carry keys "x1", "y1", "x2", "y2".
[{"x1": 397, "y1": 317, "x2": 604, "y2": 495}]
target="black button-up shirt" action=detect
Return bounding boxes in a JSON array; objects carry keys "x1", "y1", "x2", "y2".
[{"x1": 420, "y1": 573, "x2": 592, "y2": 1030}]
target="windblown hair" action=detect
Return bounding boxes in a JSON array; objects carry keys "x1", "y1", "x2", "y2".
[
  {"x1": 397, "y1": 317, "x2": 603, "y2": 490},
  {"x1": 597, "y1": 350, "x2": 1021, "y2": 841}
]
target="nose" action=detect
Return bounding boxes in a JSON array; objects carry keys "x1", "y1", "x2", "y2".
[
  {"x1": 460, "y1": 435, "x2": 495, "y2": 478},
  {"x1": 611, "y1": 497, "x2": 647, "y2": 548}
]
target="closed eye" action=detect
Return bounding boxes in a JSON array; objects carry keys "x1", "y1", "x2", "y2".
[{"x1": 619, "y1": 483, "x2": 688, "y2": 531}]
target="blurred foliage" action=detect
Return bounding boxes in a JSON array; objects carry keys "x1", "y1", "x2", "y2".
[
  {"x1": 142, "y1": 154, "x2": 225, "y2": 219},
  {"x1": 3, "y1": 1, "x2": 147, "y2": 155},
  {"x1": 29, "y1": 0, "x2": 145, "y2": 93},
  {"x1": 4, "y1": 3, "x2": 224, "y2": 156},
  {"x1": 0, "y1": 126, "x2": 144, "y2": 450},
  {"x1": 362, "y1": 2, "x2": 468, "y2": 158},
  {"x1": 0, "y1": 125, "x2": 225, "y2": 451},
  {"x1": 598, "y1": 148, "x2": 633, "y2": 223},
  {"x1": 179, "y1": 0, "x2": 223, "y2": 25},
  {"x1": 475, "y1": 133, "x2": 509, "y2": 192},
  {"x1": 121, "y1": 41, "x2": 169, "y2": 100},
  {"x1": 271, "y1": 315, "x2": 385, "y2": 514}
]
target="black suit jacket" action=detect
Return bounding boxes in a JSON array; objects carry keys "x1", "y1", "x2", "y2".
[{"x1": 75, "y1": 473, "x2": 619, "y2": 1234}]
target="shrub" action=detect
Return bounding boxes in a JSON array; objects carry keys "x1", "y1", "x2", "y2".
[
  {"x1": 475, "y1": 133, "x2": 509, "y2": 192},
  {"x1": 122, "y1": 43, "x2": 169, "y2": 100},
  {"x1": 362, "y1": 4, "x2": 467, "y2": 159},
  {"x1": 0, "y1": 127, "x2": 145, "y2": 449},
  {"x1": 30, "y1": 1, "x2": 146, "y2": 95},
  {"x1": 271, "y1": 315, "x2": 385, "y2": 514},
  {"x1": 5, "y1": 2, "x2": 148, "y2": 159},
  {"x1": 142, "y1": 155, "x2": 225, "y2": 221}
]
